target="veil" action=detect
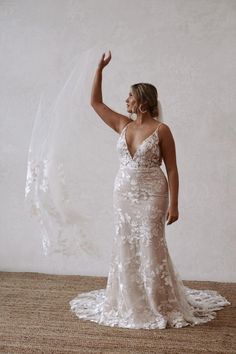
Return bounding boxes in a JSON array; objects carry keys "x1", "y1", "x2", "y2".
[
  {"x1": 24, "y1": 45, "x2": 107, "y2": 257},
  {"x1": 24, "y1": 45, "x2": 163, "y2": 257}
]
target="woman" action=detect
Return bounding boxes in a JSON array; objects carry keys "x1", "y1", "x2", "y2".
[{"x1": 69, "y1": 51, "x2": 230, "y2": 329}]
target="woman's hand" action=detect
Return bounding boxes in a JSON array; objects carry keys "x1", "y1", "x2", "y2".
[
  {"x1": 97, "y1": 50, "x2": 112, "y2": 70},
  {"x1": 166, "y1": 205, "x2": 179, "y2": 225}
]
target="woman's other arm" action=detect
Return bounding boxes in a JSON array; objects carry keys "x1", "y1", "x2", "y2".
[{"x1": 159, "y1": 124, "x2": 179, "y2": 225}]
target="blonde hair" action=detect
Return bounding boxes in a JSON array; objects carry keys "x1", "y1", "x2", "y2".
[{"x1": 130, "y1": 83, "x2": 159, "y2": 118}]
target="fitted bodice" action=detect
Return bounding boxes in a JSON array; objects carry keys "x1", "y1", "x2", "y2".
[{"x1": 116, "y1": 122, "x2": 163, "y2": 169}]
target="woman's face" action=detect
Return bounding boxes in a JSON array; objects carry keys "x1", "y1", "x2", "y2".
[{"x1": 126, "y1": 91, "x2": 137, "y2": 113}]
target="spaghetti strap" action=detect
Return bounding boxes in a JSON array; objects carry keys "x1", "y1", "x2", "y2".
[
  {"x1": 121, "y1": 120, "x2": 163, "y2": 137},
  {"x1": 153, "y1": 122, "x2": 162, "y2": 135},
  {"x1": 155, "y1": 122, "x2": 163, "y2": 133},
  {"x1": 120, "y1": 120, "x2": 132, "y2": 134}
]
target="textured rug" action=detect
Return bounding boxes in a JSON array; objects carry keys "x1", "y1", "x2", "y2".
[{"x1": 0, "y1": 272, "x2": 235, "y2": 354}]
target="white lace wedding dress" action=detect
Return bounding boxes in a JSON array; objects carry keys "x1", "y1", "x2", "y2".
[{"x1": 69, "y1": 121, "x2": 230, "y2": 329}]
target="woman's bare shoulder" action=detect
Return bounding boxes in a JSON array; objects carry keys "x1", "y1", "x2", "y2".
[
  {"x1": 159, "y1": 122, "x2": 172, "y2": 132},
  {"x1": 158, "y1": 122, "x2": 175, "y2": 142},
  {"x1": 159, "y1": 121, "x2": 169, "y2": 128}
]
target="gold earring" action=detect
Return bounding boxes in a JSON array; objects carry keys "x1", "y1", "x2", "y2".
[{"x1": 138, "y1": 104, "x2": 148, "y2": 114}]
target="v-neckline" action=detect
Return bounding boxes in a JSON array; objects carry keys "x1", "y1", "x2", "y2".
[{"x1": 123, "y1": 122, "x2": 161, "y2": 160}]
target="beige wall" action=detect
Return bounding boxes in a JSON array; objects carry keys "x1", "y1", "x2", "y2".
[{"x1": 0, "y1": 0, "x2": 235, "y2": 281}]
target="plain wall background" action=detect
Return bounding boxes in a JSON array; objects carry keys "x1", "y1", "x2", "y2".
[{"x1": 0, "y1": 0, "x2": 235, "y2": 282}]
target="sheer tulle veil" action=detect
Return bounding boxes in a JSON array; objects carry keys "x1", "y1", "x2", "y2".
[
  {"x1": 24, "y1": 46, "x2": 105, "y2": 257},
  {"x1": 24, "y1": 45, "x2": 163, "y2": 257}
]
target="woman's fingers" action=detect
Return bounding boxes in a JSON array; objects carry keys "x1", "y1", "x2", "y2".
[
  {"x1": 166, "y1": 205, "x2": 179, "y2": 225},
  {"x1": 104, "y1": 50, "x2": 112, "y2": 64},
  {"x1": 167, "y1": 216, "x2": 178, "y2": 225},
  {"x1": 166, "y1": 212, "x2": 179, "y2": 225},
  {"x1": 98, "y1": 51, "x2": 112, "y2": 69}
]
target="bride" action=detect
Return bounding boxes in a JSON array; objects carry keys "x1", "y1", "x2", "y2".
[{"x1": 69, "y1": 50, "x2": 230, "y2": 329}]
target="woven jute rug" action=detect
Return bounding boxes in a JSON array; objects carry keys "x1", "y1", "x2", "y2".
[{"x1": 0, "y1": 272, "x2": 235, "y2": 354}]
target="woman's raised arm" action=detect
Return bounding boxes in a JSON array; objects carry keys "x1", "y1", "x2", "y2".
[{"x1": 91, "y1": 51, "x2": 130, "y2": 134}]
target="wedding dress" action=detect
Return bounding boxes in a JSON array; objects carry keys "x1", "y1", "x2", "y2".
[{"x1": 69, "y1": 120, "x2": 230, "y2": 329}]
